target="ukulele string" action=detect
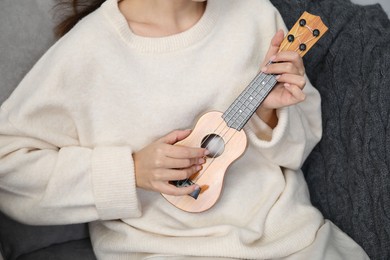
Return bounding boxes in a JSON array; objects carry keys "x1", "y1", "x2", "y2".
[
  {"x1": 294, "y1": 34, "x2": 317, "y2": 54},
  {"x1": 304, "y1": 24, "x2": 315, "y2": 34},
  {"x1": 279, "y1": 20, "x2": 302, "y2": 52},
  {"x1": 178, "y1": 117, "x2": 228, "y2": 186},
  {"x1": 186, "y1": 120, "x2": 231, "y2": 184},
  {"x1": 198, "y1": 118, "x2": 228, "y2": 149},
  {"x1": 195, "y1": 73, "x2": 277, "y2": 167},
  {"x1": 195, "y1": 18, "x2": 322, "y2": 177},
  {"x1": 282, "y1": 22, "x2": 319, "y2": 55},
  {"x1": 202, "y1": 70, "x2": 277, "y2": 159},
  {"x1": 209, "y1": 72, "x2": 276, "y2": 153},
  {"x1": 191, "y1": 127, "x2": 239, "y2": 184},
  {"x1": 183, "y1": 20, "x2": 320, "y2": 187},
  {"x1": 189, "y1": 21, "x2": 315, "y2": 185},
  {"x1": 190, "y1": 73, "x2": 276, "y2": 184}
]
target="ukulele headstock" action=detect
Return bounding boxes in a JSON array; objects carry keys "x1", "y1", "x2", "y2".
[{"x1": 279, "y1": 11, "x2": 328, "y2": 57}]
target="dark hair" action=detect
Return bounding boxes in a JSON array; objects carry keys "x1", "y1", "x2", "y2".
[{"x1": 54, "y1": 0, "x2": 105, "y2": 37}]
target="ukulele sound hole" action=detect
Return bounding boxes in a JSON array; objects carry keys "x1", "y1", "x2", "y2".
[{"x1": 201, "y1": 134, "x2": 225, "y2": 158}]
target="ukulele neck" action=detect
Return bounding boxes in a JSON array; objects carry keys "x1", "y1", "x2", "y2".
[
  {"x1": 222, "y1": 70, "x2": 277, "y2": 131},
  {"x1": 222, "y1": 11, "x2": 329, "y2": 131}
]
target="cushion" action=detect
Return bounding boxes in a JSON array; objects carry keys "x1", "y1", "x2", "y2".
[
  {"x1": 17, "y1": 239, "x2": 95, "y2": 260},
  {"x1": 0, "y1": 212, "x2": 91, "y2": 260},
  {"x1": 0, "y1": 1, "x2": 92, "y2": 259},
  {"x1": 0, "y1": 0, "x2": 56, "y2": 104},
  {"x1": 269, "y1": 0, "x2": 390, "y2": 259}
]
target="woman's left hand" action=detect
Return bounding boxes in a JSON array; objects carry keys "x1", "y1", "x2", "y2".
[{"x1": 256, "y1": 30, "x2": 307, "y2": 127}]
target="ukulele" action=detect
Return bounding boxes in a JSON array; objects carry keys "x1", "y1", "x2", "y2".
[{"x1": 162, "y1": 11, "x2": 328, "y2": 213}]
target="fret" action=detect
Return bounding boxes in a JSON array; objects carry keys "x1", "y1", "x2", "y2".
[
  {"x1": 220, "y1": 12, "x2": 328, "y2": 132},
  {"x1": 162, "y1": 12, "x2": 329, "y2": 213},
  {"x1": 222, "y1": 72, "x2": 277, "y2": 131}
]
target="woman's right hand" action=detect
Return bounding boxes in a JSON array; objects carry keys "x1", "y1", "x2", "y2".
[{"x1": 133, "y1": 129, "x2": 208, "y2": 196}]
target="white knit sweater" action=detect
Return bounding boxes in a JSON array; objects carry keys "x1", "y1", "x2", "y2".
[{"x1": 0, "y1": 0, "x2": 368, "y2": 259}]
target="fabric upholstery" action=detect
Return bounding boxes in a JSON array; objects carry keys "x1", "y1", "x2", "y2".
[
  {"x1": 269, "y1": 0, "x2": 390, "y2": 259},
  {"x1": 0, "y1": 0, "x2": 56, "y2": 104},
  {"x1": 0, "y1": 1, "x2": 92, "y2": 259},
  {"x1": 16, "y1": 239, "x2": 95, "y2": 260},
  {"x1": 0, "y1": 212, "x2": 90, "y2": 260}
]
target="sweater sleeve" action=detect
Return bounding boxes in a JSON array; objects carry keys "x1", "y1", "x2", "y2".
[
  {"x1": 245, "y1": 74, "x2": 322, "y2": 170},
  {"x1": 0, "y1": 37, "x2": 141, "y2": 225}
]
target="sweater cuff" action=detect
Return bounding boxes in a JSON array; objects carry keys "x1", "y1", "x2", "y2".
[
  {"x1": 245, "y1": 107, "x2": 289, "y2": 148},
  {"x1": 91, "y1": 146, "x2": 141, "y2": 220}
]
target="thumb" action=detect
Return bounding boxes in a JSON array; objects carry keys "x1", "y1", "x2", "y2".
[
  {"x1": 159, "y1": 129, "x2": 192, "y2": 145},
  {"x1": 263, "y1": 29, "x2": 285, "y2": 65}
]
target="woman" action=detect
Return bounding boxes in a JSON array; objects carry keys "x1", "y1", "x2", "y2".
[{"x1": 0, "y1": 0, "x2": 369, "y2": 259}]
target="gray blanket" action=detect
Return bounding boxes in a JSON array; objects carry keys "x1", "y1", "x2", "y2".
[{"x1": 269, "y1": 0, "x2": 390, "y2": 259}]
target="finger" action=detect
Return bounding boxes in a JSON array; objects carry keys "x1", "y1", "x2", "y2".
[
  {"x1": 160, "y1": 166, "x2": 202, "y2": 182},
  {"x1": 263, "y1": 62, "x2": 300, "y2": 76},
  {"x1": 159, "y1": 129, "x2": 192, "y2": 145},
  {"x1": 272, "y1": 51, "x2": 305, "y2": 75},
  {"x1": 155, "y1": 156, "x2": 205, "y2": 169},
  {"x1": 276, "y1": 74, "x2": 306, "y2": 89},
  {"x1": 164, "y1": 143, "x2": 208, "y2": 159},
  {"x1": 263, "y1": 30, "x2": 285, "y2": 65},
  {"x1": 284, "y1": 84, "x2": 306, "y2": 102}
]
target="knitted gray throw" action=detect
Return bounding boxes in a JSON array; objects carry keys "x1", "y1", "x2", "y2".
[{"x1": 269, "y1": 0, "x2": 390, "y2": 259}]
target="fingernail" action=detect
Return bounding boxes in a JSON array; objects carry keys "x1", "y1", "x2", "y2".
[
  {"x1": 261, "y1": 67, "x2": 267, "y2": 72},
  {"x1": 204, "y1": 150, "x2": 210, "y2": 156},
  {"x1": 269, "y1": 55, "x2": 276, "y2": 61},
  {"x1": 195, "y1": 165, "x2": 202, "y2": 171},
  {"x1": 275, "y1": 75, "x2": 281, "y2": 80},
  {"x1": 198, "y1": 157, "x2": 206, "y2": 164}
]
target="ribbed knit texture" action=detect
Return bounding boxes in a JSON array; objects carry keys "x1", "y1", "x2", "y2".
[{"x1": 103, "y1": 0, "x2": 219, "y2": 53}]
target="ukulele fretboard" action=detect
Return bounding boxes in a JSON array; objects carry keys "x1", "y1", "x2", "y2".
[{"x1": 222, "y1": 71, "x2": 277, "y2": 131}]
